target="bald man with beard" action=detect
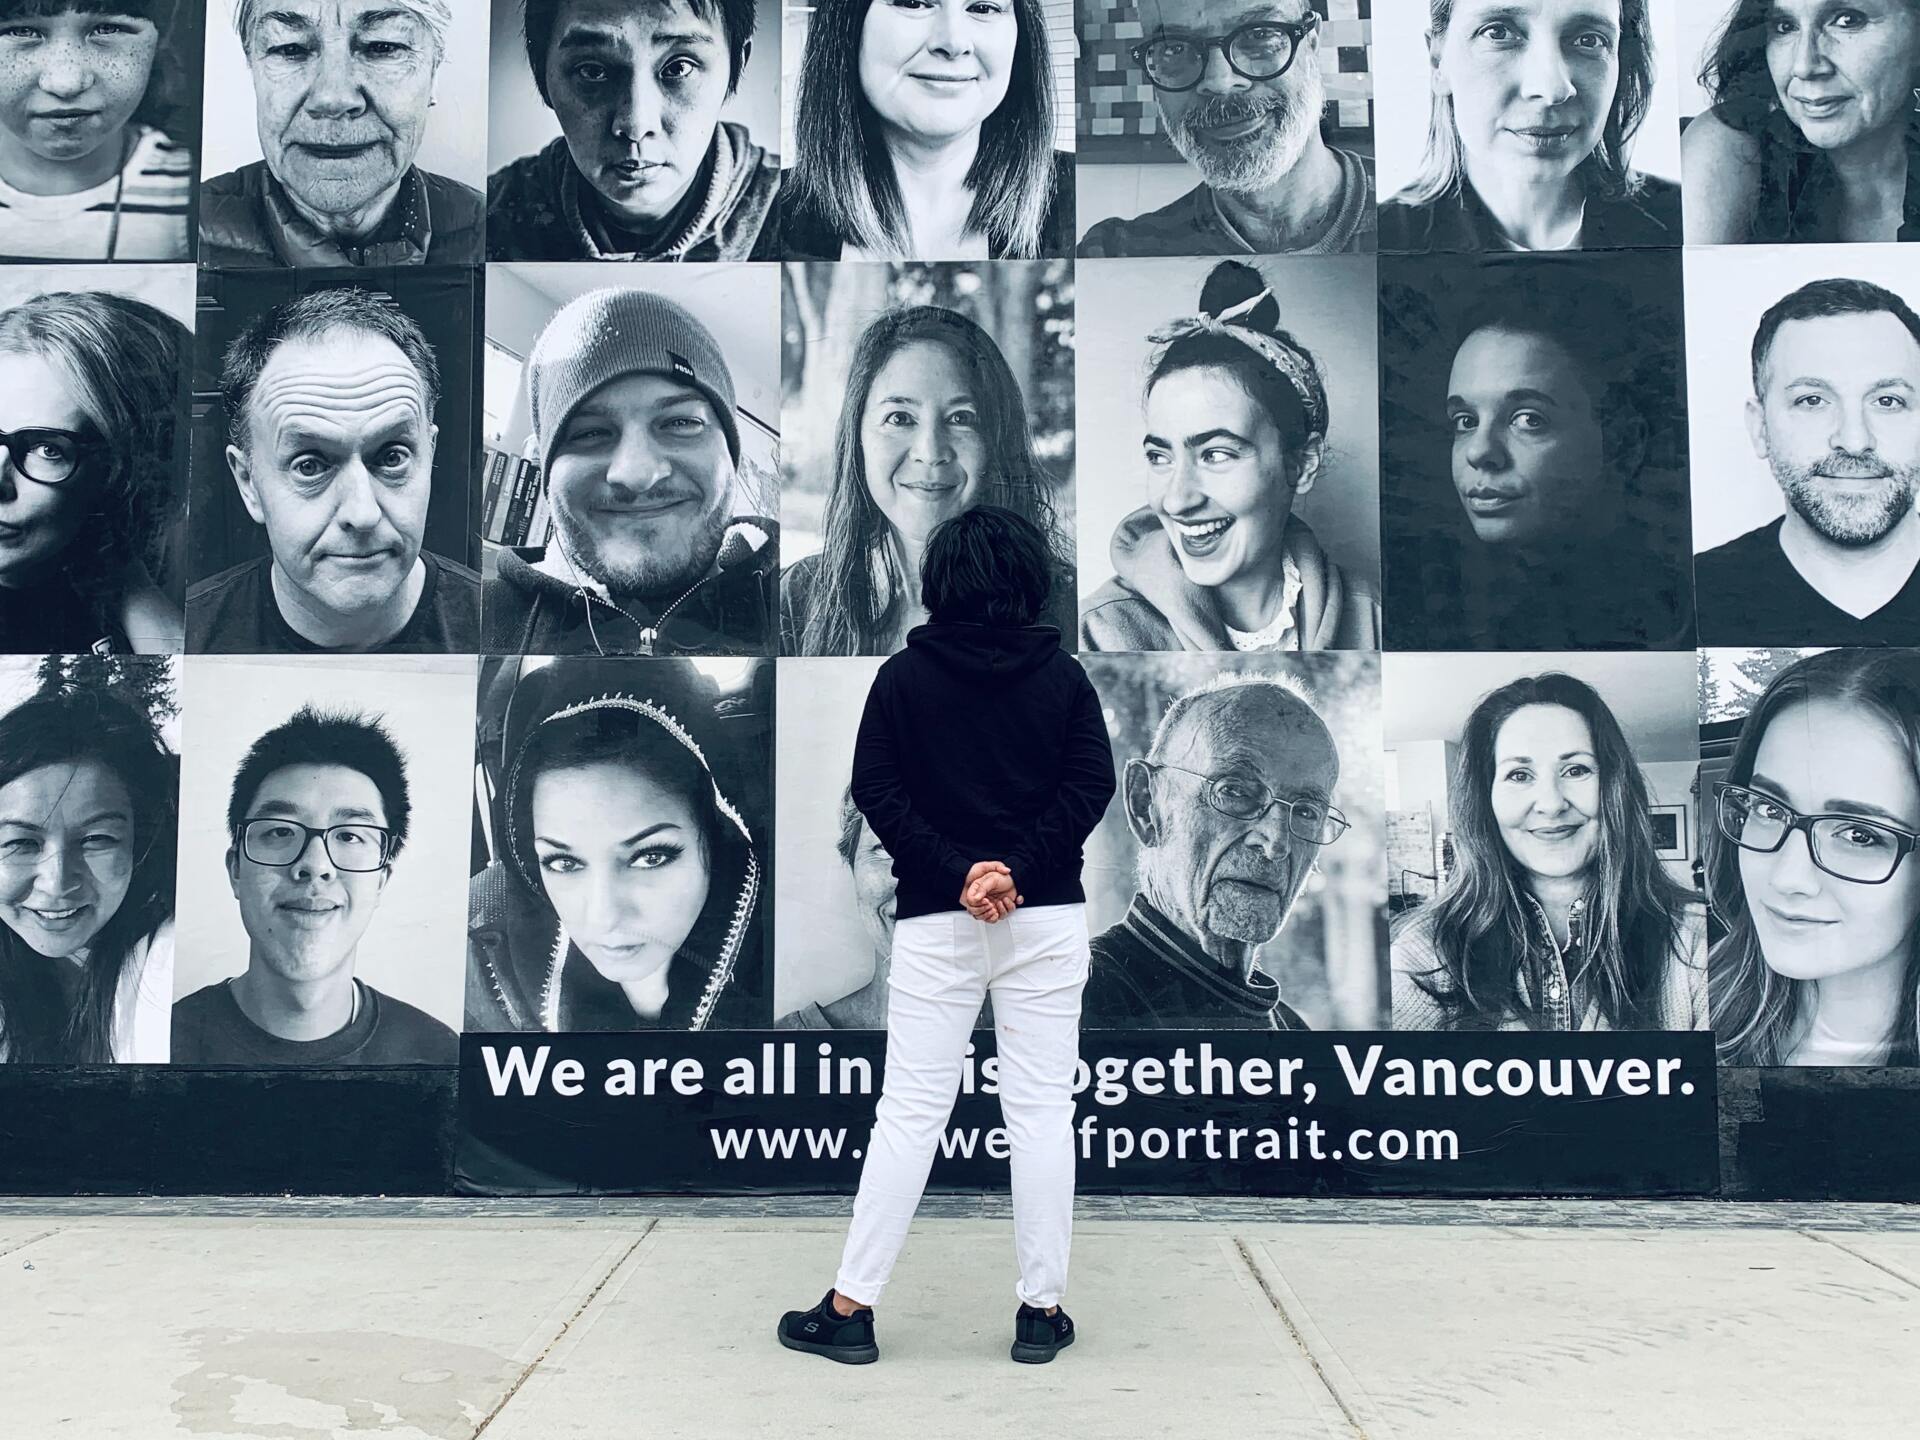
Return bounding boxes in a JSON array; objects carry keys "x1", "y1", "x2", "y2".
[{"x1": 1084, "y1": 677, "x2": 1345, "y2": 1028}]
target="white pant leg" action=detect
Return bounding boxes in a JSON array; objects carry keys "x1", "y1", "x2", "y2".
[
  {"x1": 986, "y1": 903, "x2": 1089, "y2": 1310},
  {"x1": 835, "y1": 911, "x2": 990, "y2": 1307}
]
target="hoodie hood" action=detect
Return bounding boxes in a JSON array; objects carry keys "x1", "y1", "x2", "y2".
[
  {"x1": 482, "y1": 657, "x2": 760, "y2": 1031},
  {"x1": 903, "y1": 621, "x2": 1062, "y2": 687}
]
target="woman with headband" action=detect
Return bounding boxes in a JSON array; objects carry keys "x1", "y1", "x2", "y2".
[{"x1": 1080, "y1": 260, "x2": 1380, "y2": 653}]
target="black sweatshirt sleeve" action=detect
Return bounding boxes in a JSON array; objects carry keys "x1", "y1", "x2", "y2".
[
  {"x1": 849, "y1": 667, "x2": 974, "y2": 905},
  {"x1": 1005, "y1": 667, "x2": 1117, "y2": 888}
]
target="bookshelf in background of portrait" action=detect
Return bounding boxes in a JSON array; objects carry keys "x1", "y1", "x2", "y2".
[{"x1": 481, "y1": 447, "x2": 548, "y2": 549}]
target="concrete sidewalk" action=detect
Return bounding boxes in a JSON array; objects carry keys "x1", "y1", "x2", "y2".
[{"x1": 1, "y1": 1198, "x2": 1916, "y2": 1440}]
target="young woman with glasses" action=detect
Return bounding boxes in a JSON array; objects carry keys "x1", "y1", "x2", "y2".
[
  {"x1": 1393, "y1": 671, "x2": 1707, "y2": 1031},
  {"x1": 1707, "y1": 649, "x2": 1920, "y2": 1065}
]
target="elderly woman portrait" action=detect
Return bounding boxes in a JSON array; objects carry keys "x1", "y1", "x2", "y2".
[
  {"x1": 1685, "y1": 0, "x2": 1920, "y2": 243},
  {"x1": 199, "y1": 0, "x2": 485, "y2": 267},
  {"x1": 1080, "y1": 258, "x2": 1380, "y2": 653},
  {"x1": 1380, "y1": 0, "x2": 1680, "y2": 251},
  {"x1": 782, "y1": 0, "x2": 1074, "y2": 259},
  {"x1": 0, "y1": 287, "x2": 188, "y2": 656},
  {"x1": 0, "y1": 0, "x2": 196, "y2": 259},
  {"x1": 780, "y1": 265, "x2": 1077, "y2": 655}
]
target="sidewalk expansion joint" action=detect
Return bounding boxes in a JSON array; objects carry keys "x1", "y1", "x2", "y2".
[
  {"x1": 0, "y1": 1228, "x2": 58, "y2": 1262},
  {"x1": 1231, "y1": 1235, "x2": 1371, "y2": 1440},
  {"x1": 471, "y1": 1220, "x2": 658, "y2": 1435},
  {"x1": 1797, "y1": 1229, "x2": 1920, "y2": 1293}
]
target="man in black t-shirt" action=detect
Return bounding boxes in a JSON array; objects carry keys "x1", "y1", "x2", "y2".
[
  {"x1": 187, "y1": 287, "x2": 480, "y2": 654},
  {"x1": 172, "y1": 707, "x2": 457, "y2": 1066},
  {"x1": 1696, "y1": 278, "x2": 1920, "y2": 646}
]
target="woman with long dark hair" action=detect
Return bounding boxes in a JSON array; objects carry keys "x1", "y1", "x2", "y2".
[
  {"x1": 1080, "y1": 259, "x2": 1380, "y2": 652},
  {"x1": 782, "y1": 0, "x2": 1073, "y2": 259},
  {"x1": 1707, "y1": 649, "x2": 1920, "y2": 1065},
  {"x1": 0, "y1": 290, "x2": 187, "y2": 654},
  {"x1": 781, "y1": 304, "x2": 1076, "y2": 655},
  {"x1": 1685, "y1": 0, "x2": 1920, "y2": 243},
  {"x1": 1381, "y1": 0, "x2": 1676, "y2": 251},
  {"x1": 466, "y1": 657, "x2": 763, "y2": 1032},
  {"x1": 0, "y1": 682, "x2": 176, "y2": 1063},
  {"x1": 1393, "y1": 672, "x2": 1706, "y2": 1031}
]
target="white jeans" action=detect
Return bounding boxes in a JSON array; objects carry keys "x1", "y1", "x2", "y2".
[{"x1": 835, "y1": 902, "x2": 1089, "y2": 1310}]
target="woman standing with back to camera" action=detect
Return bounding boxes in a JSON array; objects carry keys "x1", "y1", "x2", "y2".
[
  {"x1": 1686, "y1": 0, "x2": 1920, "y2": 243},
  {"x1": 777, "y1": 505, "x2": 1115, "y2": 1367}
]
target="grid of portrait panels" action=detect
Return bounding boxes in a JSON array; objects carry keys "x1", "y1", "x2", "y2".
[{"x1": 0, "y1": 0, "x2": 1914, "y2": 1079}]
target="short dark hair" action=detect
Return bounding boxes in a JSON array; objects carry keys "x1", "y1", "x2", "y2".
[
  {"x1": 1750, "y1": 278, "x2": 1920, "y2": 395},
  {"x1": 221, "y1": 287, "x2": 440, "y2": 452},
  {"x1": 227, "y1": 706, "x2": 412, "y2": 860},
  {"x1": 521, "y1": 0, "x2": 756, "y2": 101},
  {"x1": 920, "y1": 505, "x2": 1053, "y2": 628}
]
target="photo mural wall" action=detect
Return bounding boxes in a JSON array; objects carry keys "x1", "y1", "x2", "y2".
[{"x1": 0, "y1": 0, "x2": 1916, "y2": 1199}]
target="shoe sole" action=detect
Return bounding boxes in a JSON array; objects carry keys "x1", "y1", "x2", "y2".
[
  {"x1": 1010, "y1": 1330, "x2": 1075, "y2": 1365},
  {"x1": 778, "y1": 1329, "x2": 879, "y2": 1365}
]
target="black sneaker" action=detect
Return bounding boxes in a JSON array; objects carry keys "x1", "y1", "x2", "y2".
[
  {"x1": 778, "y1": 1290, "x2": 879, "y2": 1365},
  {"x1": 1011, "y1": 1303, "x2": 1075, "y2": 1364}
]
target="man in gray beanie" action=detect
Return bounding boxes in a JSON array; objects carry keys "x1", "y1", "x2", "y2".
[{"x1": 482, "y1": 286, "x2": 778, "y2": 655}]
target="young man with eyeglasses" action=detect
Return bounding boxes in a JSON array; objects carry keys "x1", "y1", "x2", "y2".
[
  {"x1": 171, "y1": 706, "x2": 457, "y2": 1065},
  {"x1": 1083, "y1": 674, "x2": 1345, "y2": 1028},
  {"x1": 1076, "y1": 0, "x2": 1375, "y2": 258}
]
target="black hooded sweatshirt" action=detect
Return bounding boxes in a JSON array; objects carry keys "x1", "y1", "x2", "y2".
[{"x1": 851, "y1": 622, "x2": 1116, "y2": 921}]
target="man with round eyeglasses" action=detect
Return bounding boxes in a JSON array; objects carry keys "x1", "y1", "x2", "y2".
[
  {"x1": 1083, "y1": 674, "x2": 1344, "y2": 1027},
  {"x1": 171, "y1": 706, "x2": 457, "y2": 1065},
  {"x1": 1076, "y1": 0, "x2": 1375, "y2": 258}
]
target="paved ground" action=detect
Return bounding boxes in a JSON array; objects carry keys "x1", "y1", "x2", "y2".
[{"x1": 2, "y1": 1198, "x2": 1915, "y2": 1439}]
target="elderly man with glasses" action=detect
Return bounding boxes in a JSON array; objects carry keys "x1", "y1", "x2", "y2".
[
  {"x1": 1077, "y1": 0, "x2": 1374, "y2": 258},
  {"x1": 1083, "y1": 674, "x2": 1346, "y2": 1028}
]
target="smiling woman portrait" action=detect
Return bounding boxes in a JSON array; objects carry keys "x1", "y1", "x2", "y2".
[
  {"x1": 1708, "y1": 648, "x2": 1920, "y2": 1065},
  {"x1": 1380, "y1": 0, "x2": 1679, "y2": 252},
  {"x1": 1392, "y1": 670, "x2": 1707, "y2": 1032},
  {"x1": 1685, "y1": 0, "x2": 1920, "y2": 243},
  {"x1": 782, "y1": 0, "x2": 1073, "y2": 258}
]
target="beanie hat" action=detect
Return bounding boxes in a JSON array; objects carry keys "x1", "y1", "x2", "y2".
[{"x1": 527, "y1": 287, "x2": 740, "y2": 478}]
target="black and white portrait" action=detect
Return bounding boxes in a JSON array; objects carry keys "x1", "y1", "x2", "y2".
[
  {"x1": 1701, "y1": 646, "x2": 1920, "y2": 1065},
  {"x1": 480, "y1": 265, "x2": 781, "y2": 657},
  {"x1": 1371, "y1": 0, "x2": 1684, "y2": 252},
  {"x1": 0, "y1": 654, "x2": 177, "y2": 1064},
  {"x1": 1075, "y1": 0, "x2": 1374, "y2": 258},
  {"x1": 0, "y1": 265, "x2": 193, "y2": 657},
  {"x1": 1379, "y1": 249, "x2": 1695, "y2": 651},
  {"x1": 199, "y1": 0, "x2": 486, "y2": 266},
  {"x1": 0, "y1": 0, "x2": 199, "y2": 260},
  {"x1": 171, "y1": 655, "x2": 473, "y2": 1066},
  {"x1": 1680, "y1": 0, "x2": 1920, "y2": 245},
  {"x1": 773, "y1": 656, "x2": 989, "y2": 1029},
  {"x1": 1078, "y1": 651, "x2": 1385, "y2": 1031},
  {"x1": 1689, "y1": 244, "x2": 1920, "y2": 647},
  {"x1": 782, "y1": 0, "x2": 1073, "y2": 259},
  {"x1": 468, "y1": 655, "x2": 772, "y2": 1032},
  {"x1": 1386, "y1": 650, "x2": 1706, "y2": 1033},
  {"x1": 487, "y1": 0, "x2": 781, "y2": 262},
  {"x1": 780, "y1": 259, "x2": 1076, "y2": 655},
  {"x1": 185, "y1": 267, "x2": 481, "y2": 656},
  {"x1": 1075, "y1": 254, "x2": 1380, "y2": 653}
]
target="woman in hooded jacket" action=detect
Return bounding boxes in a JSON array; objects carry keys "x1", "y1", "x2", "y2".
[
  {"x1": 466, "y1": 657, "x2": 765, "y2": 1033},
  {"x1": 1079, "y1": 261, "x2": 1380, "y2": 654}
]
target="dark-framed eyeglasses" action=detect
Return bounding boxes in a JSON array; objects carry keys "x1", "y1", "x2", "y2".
[
  {"x1": 0, "y1": 427, "x2": 100, "y2": 486},
  {"x1": 1714, "y1": 782, "x2": 1919, "y2": 886},
  {"x1": 1148, "y1": 762, "x2": 1348, "y2": 845},
  {"x1": 239, "y1": 817, "x2": 394, "y2": 873},
  {"x1": 1130, "y1": 14, "x2": 1319, "y2": 93}
]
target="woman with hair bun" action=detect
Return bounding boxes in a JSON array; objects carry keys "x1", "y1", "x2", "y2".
[{"x1": 1080, "y1": 259, "x2": 1380, "y2": 653}]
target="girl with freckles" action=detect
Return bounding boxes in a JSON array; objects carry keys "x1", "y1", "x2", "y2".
[
  {"x1": 0, "y1": 682, "x2": 176, "y2": 1064},
  {"x1": 1392, "y1": 671, "x2": 1707, "y2": 1032},
  {"x1": 1707, "y1": 648, "x2": 1920, "y2": 1065},
  {"x1": 0, "y1": 0, "x2": 193, "y2": 259},
  {"x1": 466, "y1": 657, "x2": 764, "y2": 1032}
]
